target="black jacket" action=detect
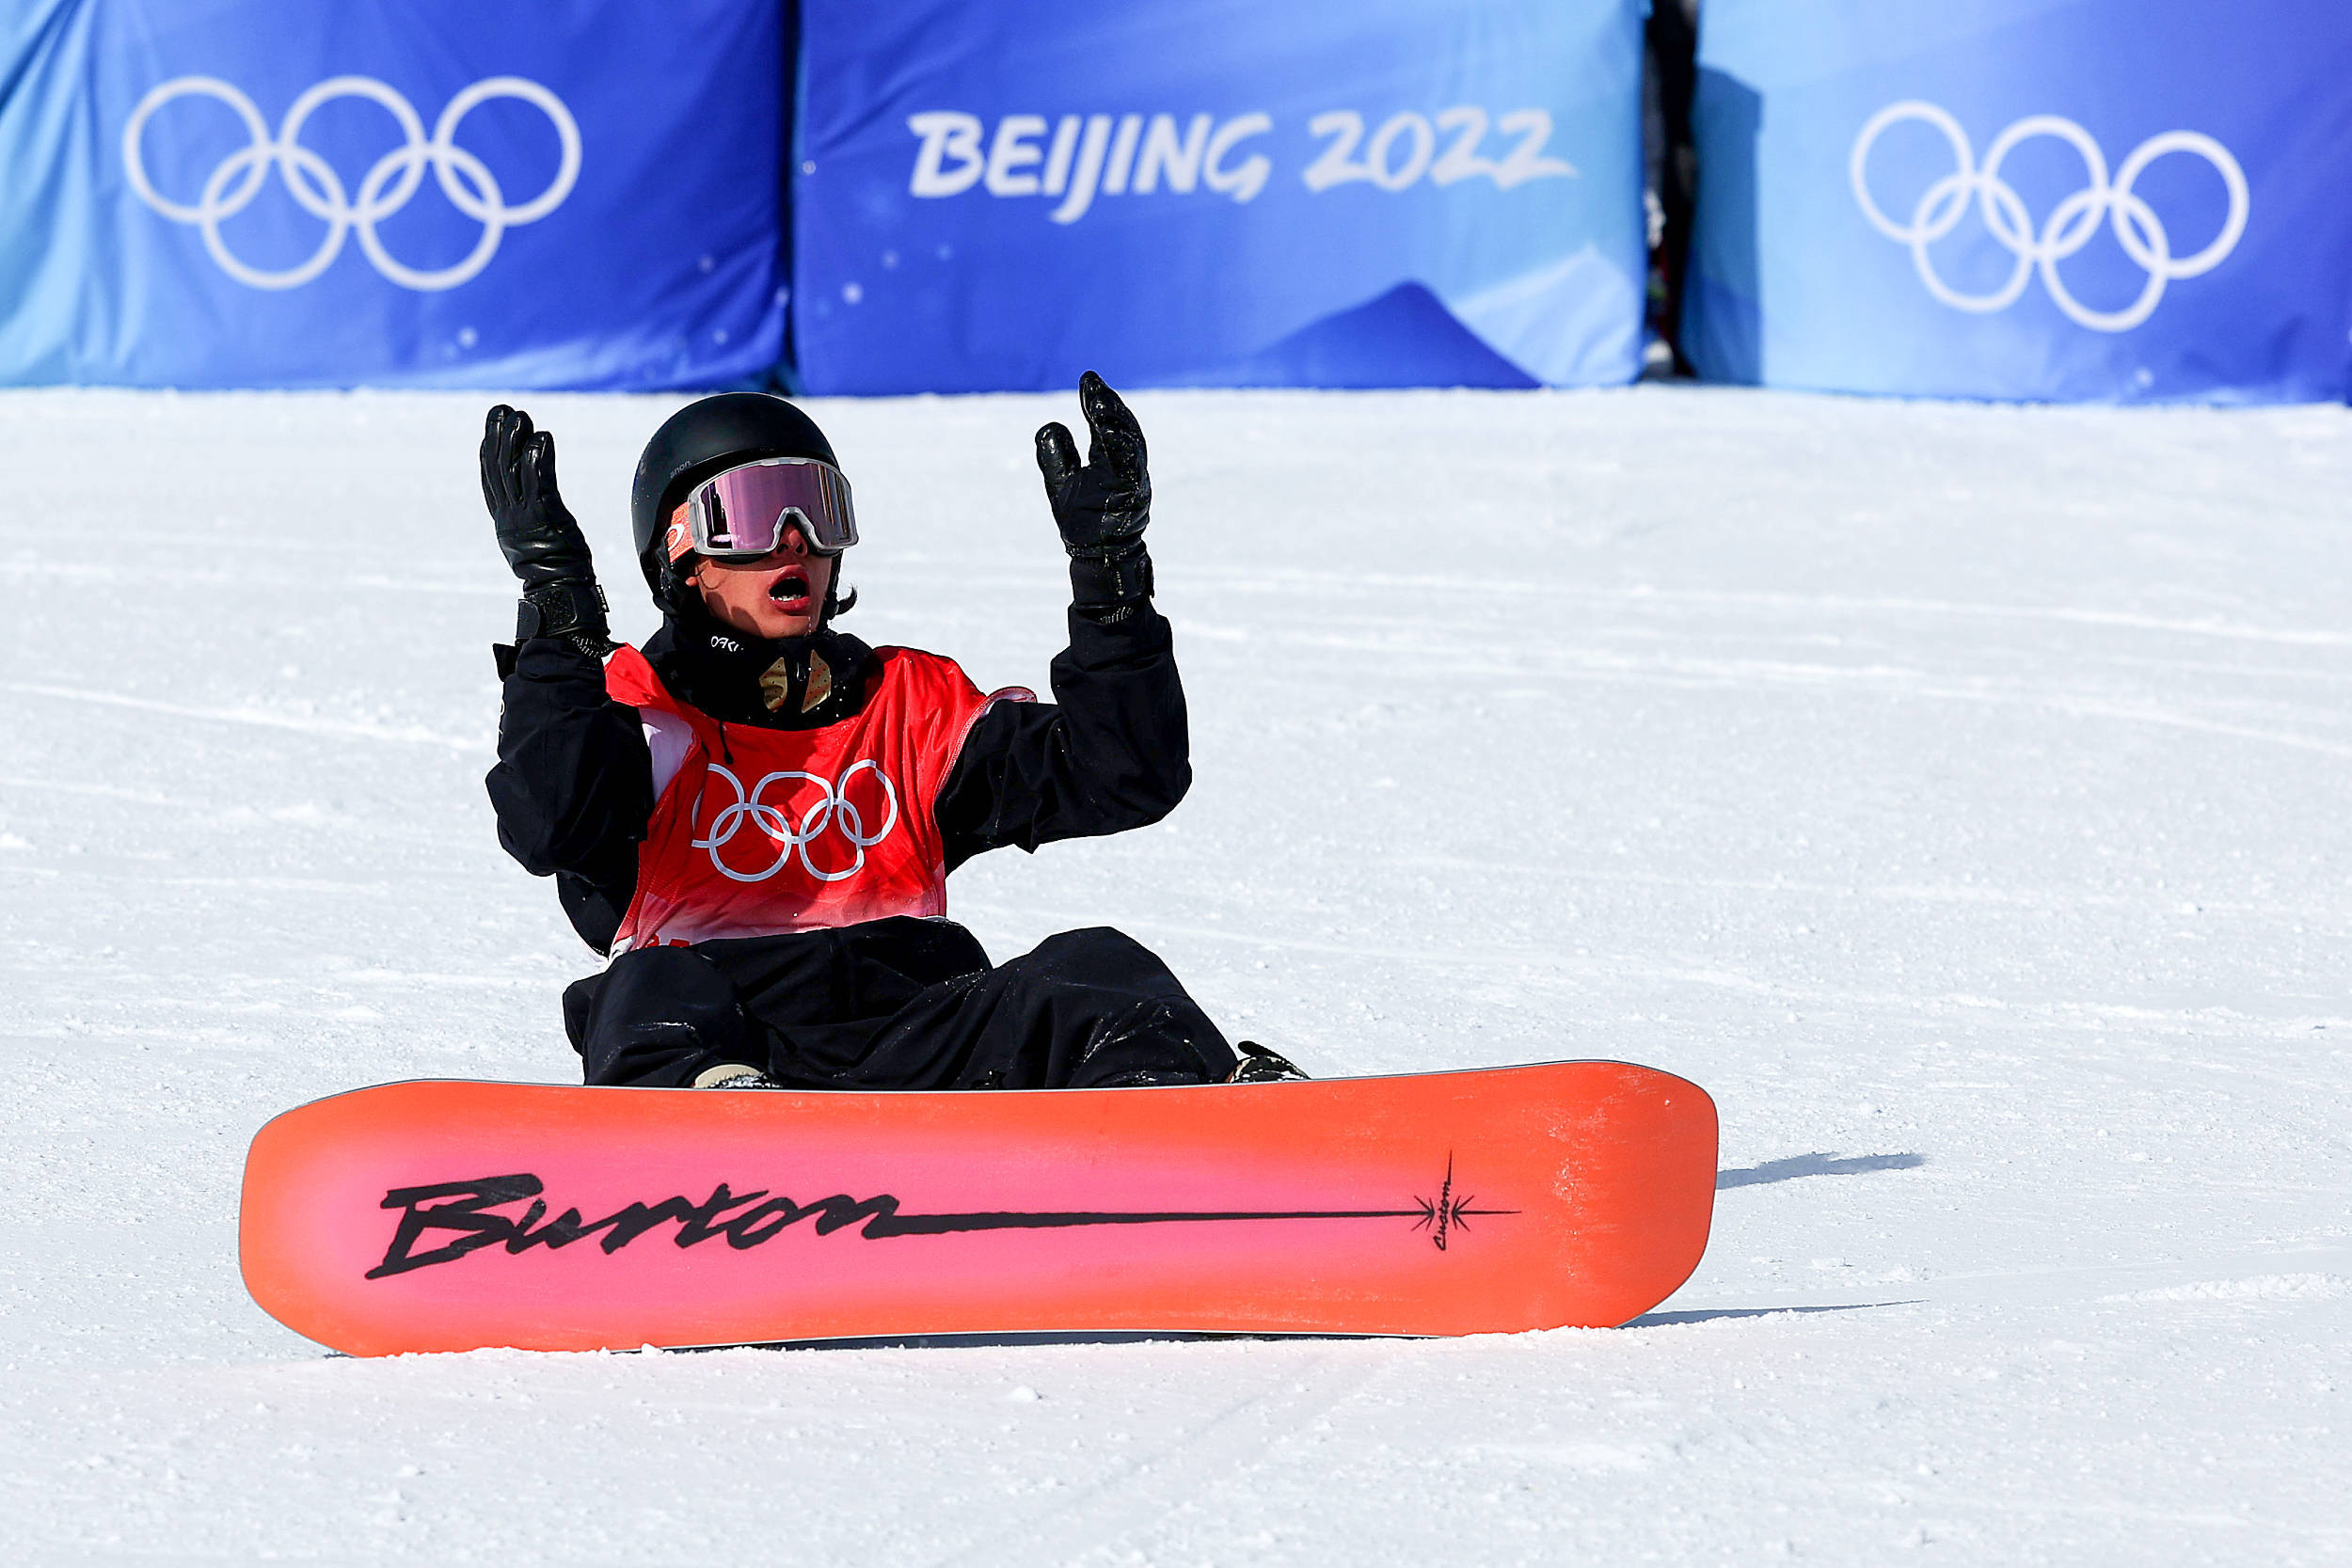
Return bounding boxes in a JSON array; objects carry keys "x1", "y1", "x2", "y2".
[{"x1": 485, "y1": 593, "x2": 1191, "y2": 958}]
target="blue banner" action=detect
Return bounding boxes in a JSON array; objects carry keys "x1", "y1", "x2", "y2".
[
  {"x1": 0, "y1": 0, "x2": 786, "y2": 388},
  {"x1": 790, "y1": 0, "x2": 1648, "y2": 394},
  {"x1": 1683, "y1": 0, "x2": 2352, "y2": 403}
]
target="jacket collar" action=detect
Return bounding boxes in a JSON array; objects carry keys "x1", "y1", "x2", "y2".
[{"x1": 643, "y1": 612, "x2": 873, "y2": 730}]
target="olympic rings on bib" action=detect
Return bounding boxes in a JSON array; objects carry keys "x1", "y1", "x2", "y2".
[
  {"x1": 1850, "y1": 101, "x2": 2248, "y2": 333},
  {"x1": 692, "y1": 762, "x2": 902, "y2": 885},
  {"x1": 121, "y1": 74, "x2": 580, "y2": 292}
]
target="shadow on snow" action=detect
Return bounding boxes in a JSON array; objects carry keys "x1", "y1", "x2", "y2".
[
  {"x1": 1625, "y1": 1301, "x2": 1919, "y2": 1328},
  {"x1": 1716, "y1": 1151, "x2": 1925, "y2": 1190}
]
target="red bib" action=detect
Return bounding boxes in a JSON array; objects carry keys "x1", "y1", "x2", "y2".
[{"x1": 605, "y1": 645, "x2": 1029, "y2": 949}]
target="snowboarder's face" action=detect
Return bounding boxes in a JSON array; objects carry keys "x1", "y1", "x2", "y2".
[{"x1": 679, "y1": 502, "x2": 835, "y2": 640}]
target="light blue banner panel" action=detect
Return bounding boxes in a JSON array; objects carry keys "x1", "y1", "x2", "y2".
[
  {"x1": 0, "y1": 0, "x2": 785, "y2": 388},
  {"x1": 791, "y1": 0, "x2": 1647, "y2": 394},
  {"x1": 1684, "y1": 0, "x2": 2352, "y2": 403}
]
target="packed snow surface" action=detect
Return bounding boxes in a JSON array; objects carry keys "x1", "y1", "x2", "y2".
[{"x1": 3, "y1": 383, "x2": 2348, "y2": 1565}]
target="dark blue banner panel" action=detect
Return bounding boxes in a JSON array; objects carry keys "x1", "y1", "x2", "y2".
[
  {"x1": 0, "y1": 0, "x2": 785, "y2": 388},
  {"x1": 791, "y1": 0, "x2": 1647, "y2": 394},
  {"x1": 1683, "y1": 0, "x2": 2352, "y2": 403}
]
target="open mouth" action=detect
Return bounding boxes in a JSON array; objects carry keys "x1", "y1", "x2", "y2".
[{"x1": 768, "y1": 570, "x2": 812, "y2": 609}]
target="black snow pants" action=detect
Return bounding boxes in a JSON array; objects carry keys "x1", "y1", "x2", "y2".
[{"x1": 563, "y1": 919, "x2": 1238, "y2": 1092}]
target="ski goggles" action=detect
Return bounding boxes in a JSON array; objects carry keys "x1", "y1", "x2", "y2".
[{"x1": 667, "y1": 457, "x2": 858, "y2": 562}]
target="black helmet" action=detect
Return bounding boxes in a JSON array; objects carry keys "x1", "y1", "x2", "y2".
[{"x1": 630, "y1": 392, "x2": 846, "y2": 614}]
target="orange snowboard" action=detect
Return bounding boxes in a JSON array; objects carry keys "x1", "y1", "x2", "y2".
[{"x1": 240, "y1": 1061, "x2": 1717, "y2": 1356}]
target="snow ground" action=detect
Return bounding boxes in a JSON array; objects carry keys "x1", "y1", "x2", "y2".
[{"x1": 2, "y1": 382, "x2": 2348, "y2": 1565}]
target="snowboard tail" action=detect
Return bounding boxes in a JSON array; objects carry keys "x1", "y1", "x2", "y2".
[{"x1": 240, "y1": 1061, "x2": 1717, "y2": 1355}]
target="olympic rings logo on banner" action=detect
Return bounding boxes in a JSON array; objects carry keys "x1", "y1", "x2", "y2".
[
  {"x1": 121, "y1": 75, "x2": 581, "y2": 292},
  {"x1": 693, "y1": 762, "x2": 901, "y2": 885},
  {"x1": 1850, "y1": 102, "x2": 2248, "y2": 332}
]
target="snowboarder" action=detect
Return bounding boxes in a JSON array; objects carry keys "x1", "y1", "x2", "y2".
[{"x1": 481, "y1": 373, "x2": 1302, "y2": 1092}]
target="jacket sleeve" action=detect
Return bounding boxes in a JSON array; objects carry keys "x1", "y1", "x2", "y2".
[
  {"x1": 933, "y1": 600, "x2": 1191, "y2": 870},
  {"x1": 485, "y1": 637, "x2": 654, "y2": 950}
]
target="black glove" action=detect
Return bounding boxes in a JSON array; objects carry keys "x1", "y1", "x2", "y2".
[
  {"x1": 1035, "y1": 371, "x2": 1153, "y2": 605},
  {"x1": 481, "y1": 404, "x2": 615, "y2": 657}
]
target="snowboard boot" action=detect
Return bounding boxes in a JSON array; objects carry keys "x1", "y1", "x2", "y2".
[
  {"x1": 692, "y1": 1063, "x2": 781, "y2": 1090},
  {"x1": 1226, "y1": 1040, "x2": 1310, "y2": 1084}
]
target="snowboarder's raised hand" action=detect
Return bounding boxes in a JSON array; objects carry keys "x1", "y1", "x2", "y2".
[
  {"x1": 481, "y1": 404, "x2": 616, "y2": 657},
  {"x1": 1035, "y1": 372, "x2": 1153, "y2": 607}
]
